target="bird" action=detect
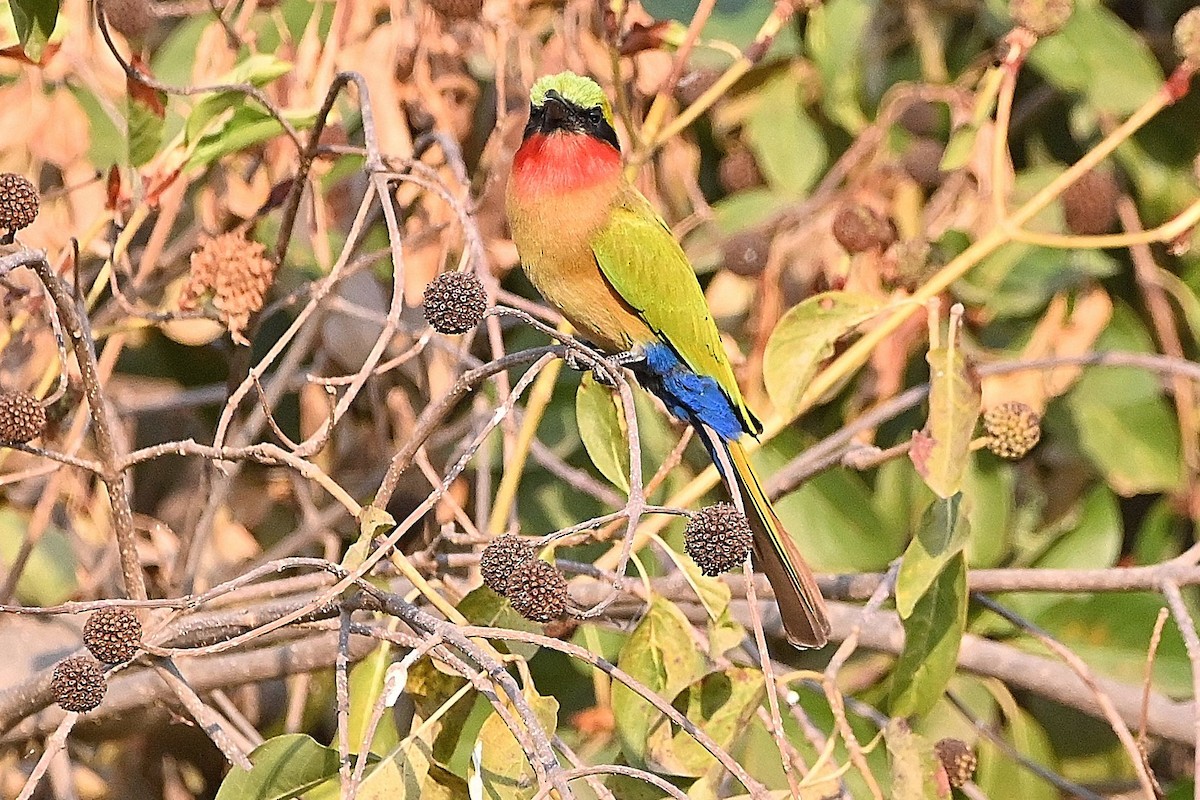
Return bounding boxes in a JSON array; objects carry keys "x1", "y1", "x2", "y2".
[{"x1": 505, "y1": 71, "x2": 831, "y2": 648}]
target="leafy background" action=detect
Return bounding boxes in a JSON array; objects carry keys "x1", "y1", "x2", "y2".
[{"x1": 0, "y1": 0, "x2": 1199, "y2": 798}]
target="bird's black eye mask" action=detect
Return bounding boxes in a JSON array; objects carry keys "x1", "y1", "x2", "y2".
[{"x1": 523, "y1": 91, "x2": 620, "y2": 152}]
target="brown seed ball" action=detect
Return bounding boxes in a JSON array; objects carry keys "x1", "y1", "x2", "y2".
[
  {"x1": 722, "y1": 229, "x2": 772, "y2": 277},
  {"x1": 0, "y1": 173, "x2": 39, "y2": 233},
  {"x1": 480, "y1": 534, "x2": 535, "y2": 595},
  {"x1": 898, "y1": 101, "x2": 944, "y2": 138},
  {"x1": 1010, "y1": 0, "x2": 1073, "y2": 36},
  {"x1": 832, "y1": 205, "x2": 896, "y2": 254},
  {"x1": 0, "y1": 389, "x2": 46, "y2": 444},
  {"x1": 83, "y1": 607, "x2": 143, "y2": 664},
  {"x1": 719, "y1": 146, "x2": 764, "y2": 194},
  {"x1": 1062, "y1": 169, "x2": 1119, "y2": 236},
  {"x1": 1177, "y1": 8, "x2": 1200, "y2": 66},
  {"x1": 100, "y1": 0, "x2": 155, "y2": 40},
  {"x1": 674, "y1": 69, "x2": 721, "y2": 106},
  {"x1": 983, "y1": 401, "x2": 1042, "y2": 459},
  {"x1": 934, "y1": 738, "x2": 977, "y2": 789},
  {"x1": 423, "y1": 272, "x2": 488, "y2": 334},
  {"x1": 506, "y1": 559, "x2": 568, "y2": 622},
  {"x1": 427, "y1": 0, "x2": 483, "y2": 21},
  {"x1": 902, "y1": 138, "x2": 947, "y2": 190},
  {"x1": 684, "y1": 503, "x2": 753, "y2": 576},
  {"x1": 51, "y1": 656, "x2": 107, "y2": 713}
]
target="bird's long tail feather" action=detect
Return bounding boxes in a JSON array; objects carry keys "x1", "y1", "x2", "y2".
[{"x1": 698, "y1": 424, "x2": 831, "y2": 648}]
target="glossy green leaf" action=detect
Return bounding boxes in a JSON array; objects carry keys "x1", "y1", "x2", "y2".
[
  {"x1": 611, "y1": 597, "x2": 706, "y2": 765},
  {"x1": 576, "y1": 372, "x2": 630, "y2": 494},
  {"x1": 885, "y1": 719, "x2": 943, "y2": 800},
  {"x1": 897, "y1": 495, "x2": 969, "y2": 619},
  {"x1": 890, "y1": 553, "x2": 968, "y2": 718},
  {"x1": 185, "y1": 55, "x2": 294, "y2": 144},
  {"x1": 475, "y1": 685, "x2": 558, "y2": 800},
  {"x1": 346, "y1": 640, "x2": 399, "y2": 757},
  {"x1": 648, "y1": 667, "x2": 765, "y2": 777},
  {"x1": 763, "y1": 291, "x2": 883, "y2": 416},
  {"x1": 745, "y1": 75, "x2": 828, "y2": 196},
  {"x1": 10, "y1": 0, "x2": 60, "y2": 62},
  {"x1": 910, "y1": 335, "x2": 980, "y2": 499},
  {"x1": 214, "y1": 734, "x2": 340, "y2": 800},
  {"x1": 975, "y1": 690, "x2": 1057, "y2": 800},
  {"x1": 186, "y1": 106, "x2": 316, "y2": 170}
]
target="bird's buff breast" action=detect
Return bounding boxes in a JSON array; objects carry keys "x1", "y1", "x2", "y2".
[{"x1": 507, "y1": 180, "x2": 650, "y2": 354}]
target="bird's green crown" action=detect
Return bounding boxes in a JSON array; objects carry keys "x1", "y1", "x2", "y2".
[{"x1": 530, "y1": 72, "x2": 613, "y2": 125}]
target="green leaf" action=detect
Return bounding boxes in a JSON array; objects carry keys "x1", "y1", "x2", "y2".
[
  {"x1": 909, "y1": 332, "x2": 980, "y2": 499},
  {"x1": 186, "y1": 106, "x2": 316, "y2": 170},
  {"x1": 897, "y1": 496, "x2": 969, "y2": 619},
  {"x1": 806, "y1": 0, "x2": 877, "y2": 133},
  {"x1": 576, "y1": 372, "x2": 630, "y2": 494},
  {"x1": 975, "y1": 688, "x2": 1058, "y2": 800},
  {"x1": 744, "y1": 75, "x2": 828, "y2": 196},
  {"x1": 0, "y1": 508, "x2": 76, "y2": 606},
  {"x1": 10, "y1": 0, "x2": 60, "y2": 62},
  {"x1": 185, "y1": 55, "x2": 294, "y2": 144},
  {"x1": 475, "y1": 684, "x2": 558, "y2": 800},
  {"x1": 611, "y1": 597, "x2": 707, "y2": 765},
  {"x1": 456, "y1": 587, "x2": 543, "y2": 661},
  {"x1": 214, "y1": 734, "x2": 341, "y2": 800},
  {"x1": 648, "y1": 667, "x2": 764, "y2": 777},
  {"x1": 127, "y1": 77, "x2": 167, "y2": 168},
  {"x1": 763, "y1": 291, "x2": 884, "y2": 416},
  {"x1": 890, "y1": 553, "x2": 968, "y2": 718},
  {"x1": 1018, "y1": 1, "x2": 1162, "y2": 116},
  {"x1": 656, "y1": 536, "x2": 730, "y2": 623},
  {"x1": 885, "y1": 719, "x2": 943, "y2": 800},
  {"x1": 346, "y1": 640, "x2": 399, "y2": 757}
]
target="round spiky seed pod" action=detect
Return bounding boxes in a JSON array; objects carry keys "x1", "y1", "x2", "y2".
[
  {"x1": 832, "y1": 205, "x2": 896, "y2": 254},
  {"x1": 934, "y1": 738, "x2": 977, "y2": 789},
  {"x1": 1062, "y1": 169, "x2": 1119, "y2": 236},
  {"x1": 100, "y1": 0, "x2": 155, "y2": 40},
  {"x1": 83, "y1": 607, "x2": 143, "y2": 664},
  {"x1": 983, "y1": 401, "x2": 1041, "y2": 459},
  {"x1": 51, "y1": 656, "x2": 107, "y2": 713},
  {"x1": 684, "y1": 503, "x2": 753, "y2": 576},
  {"x1": 0, "y1": 173, "x2": 39, "y2": 233},
  {"x1": 1009, "y1": 0, "x2": 1073, "y2": 36},
  {"x1": 506, "y1": 559, "x2": 568, "y2": 622},
  {"x1": 722, "y1": 229, "x2": 772, "y2": 277},
  {"x1": 1177, "y1": 8, "x2": 1200, "y2": 66},
  {"x1": 902, "y1": 138, "x2": 947, "y2": 190},
  {"x1": 0, "y1": 389, "x2": 46, "y2": 444},
  {"x1": 719, "y1": 146, "x2": 764, "y2": 194},
  {"x1": 423, "y1": 272, "x2": 487, "y2": 334},
  {"x1": 427, "y1": 0, "x2": 482, "y2": 20},
  {"x1": 480, "y1": 534, "x2": 535, "y2": 595}
]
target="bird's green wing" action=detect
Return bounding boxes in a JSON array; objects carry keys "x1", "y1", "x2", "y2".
[{"x1": 591, "y1": 192, "x2": 759, "y2": 433}]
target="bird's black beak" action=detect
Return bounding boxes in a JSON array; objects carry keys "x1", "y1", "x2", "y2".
[{"x1": 542, "y1": 91, "x2": 570, "y2": 128}]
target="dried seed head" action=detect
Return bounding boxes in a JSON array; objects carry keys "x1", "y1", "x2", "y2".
[
  {"x1": 51, "y1": 656, "x2": 107, "y2": 713},
  {"x1": 934, "y1": 738, "x2": 977, "y2": 789},
  {"x1": 719, "y1": 146, "x2": 764, "y2": 194},
  {"x1": 832, "y1": 205, "x2": 896, "y2": 254},
  {"x1": 1062, "y1": 169, "x2": 1119, "y2": 236},
  {"x1": 83, "y1": 607, "x2": 143, "y2": 664},
  {"x1": 0, "y1": 173, "x2": 39, "y2": 233},
  {"x1": 100, "y1": 0, "x2": 155, "y2": 40},
  {"x1": 1176, "y1": 8, "x2": 1200, "y2": 66},
  {"x1": 181, "y1": 232, "x2": 278, "y2": 346},
  {"x1": 506, "y1": 559, "x2": 569, "y2": 622},
  {"x1": 1010, "y1": 0, "x2": 1073, "y2": 36},
  {"x1": 984, "y1": 401, "x2": 1042, "y2": 459},
  {"x1": 684, "y1": 502, "x2": 753, "y2": 576},
  {"x1": 674, "y1": 68, "x2": 720, "y2": 106},
  {"x1": 423, "y1": 272, "x2": 488, "y2": 334},
  {"x1": 480, "y1": 534, "x2": 535, "y2": 595},
  {"x1": 722, "y1": 229, "x2": 772, "y2": 277},
  {"x1": 427, "y1": 0, "x2": 483, "y2": 21},
  {"x1": 0, "y1": 389, "x2": 46, "y2": 444}
]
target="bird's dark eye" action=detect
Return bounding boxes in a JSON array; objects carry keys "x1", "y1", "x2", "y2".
[{"x1": 588, "y1": 108, "x2": 604, "y2": 123}]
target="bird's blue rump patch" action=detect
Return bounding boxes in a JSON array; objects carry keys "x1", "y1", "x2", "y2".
[{"x1": 635, "y1": 343, "x2": 745, "y2": 441}]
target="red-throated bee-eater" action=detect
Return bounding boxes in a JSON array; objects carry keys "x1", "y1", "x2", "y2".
[{"x1": 505, "y1": 71, "x2": 830, "y2": 647}]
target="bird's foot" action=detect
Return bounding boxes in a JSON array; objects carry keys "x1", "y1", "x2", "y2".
[{"x1": 609, "y1": 346, "x2": 646, "y2": 368}]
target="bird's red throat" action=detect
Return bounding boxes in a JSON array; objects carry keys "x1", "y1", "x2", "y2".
[{"x1": 511, "y1": 133, "x2": 621, "y2": 198}]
